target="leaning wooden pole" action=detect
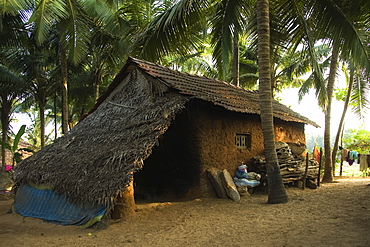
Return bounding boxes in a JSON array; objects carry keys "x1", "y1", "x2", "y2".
[
  {"x1": 317, "y1": 148, "x2": 323, "y2": 187},
  {"x1": 339, "y1": 123, "x2": 345, "y2": 176}
]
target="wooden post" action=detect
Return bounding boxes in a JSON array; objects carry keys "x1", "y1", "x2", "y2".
[
  {"x1": 339, "y1": 123, "x2": 344, "y2": 176},
  {"x1": 111, "y1": 178, "x2": 136, "y2": 219},
  {"x1": 302, "y1": 153, "x2": 309, "y2": 190},
  {"x1": 317, "y1": 148, "x2": 323, "y2": 187}
]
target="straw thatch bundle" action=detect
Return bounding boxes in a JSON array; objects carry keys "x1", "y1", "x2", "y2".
[
  {"x1": 14, "y1": 68, "x2": 189, "y2": 208},
  {"x1": 13, "y1": 57, "x2": 319, "y2": 211}
]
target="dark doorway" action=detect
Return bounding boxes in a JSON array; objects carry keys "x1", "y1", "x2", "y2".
[{"x1": 133, "y1": 107, "x2": 200, "y2": 201}]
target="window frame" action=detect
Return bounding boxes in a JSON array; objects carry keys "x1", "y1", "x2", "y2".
[{"x1": 235, "y1": 133, "x2": 251, "y2": 150}]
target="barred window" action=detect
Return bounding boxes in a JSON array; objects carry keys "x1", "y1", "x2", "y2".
[{"x1": 235, "y1": 133, "x2": 251, "y2": 150}]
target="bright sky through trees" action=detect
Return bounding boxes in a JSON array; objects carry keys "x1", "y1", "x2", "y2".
[{"x1": 277, "y1": 88, "x2": 370, "y2": 136}]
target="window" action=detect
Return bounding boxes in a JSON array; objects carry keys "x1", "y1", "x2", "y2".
[{"x1": 235, "y1": 133, "x2": 251, "y2": 150}]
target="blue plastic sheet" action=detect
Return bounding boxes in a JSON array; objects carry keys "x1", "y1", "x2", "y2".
[{"x1": 14, "y1": 184, "x2": 106, "y2": 226}]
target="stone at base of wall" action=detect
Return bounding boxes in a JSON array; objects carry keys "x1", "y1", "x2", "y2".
[
  {"x1": 206, "y1": 167, "x2": 228, "y2": 198},
  {"x1": 221, "y1": 169, "x2": 240, "y2": 202}
]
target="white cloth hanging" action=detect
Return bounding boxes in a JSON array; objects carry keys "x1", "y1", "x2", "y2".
[{"x1": 359, "y1": 155, "x2": 368, "y2": 171}]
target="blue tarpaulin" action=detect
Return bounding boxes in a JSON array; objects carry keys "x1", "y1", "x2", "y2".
[{"x1": 14, "y1": 184, "x2": 106, "y2": 227}]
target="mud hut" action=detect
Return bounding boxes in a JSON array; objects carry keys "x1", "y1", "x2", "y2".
[{"x1": 13, "y1": 57, "x2": 319, "y2": 225}]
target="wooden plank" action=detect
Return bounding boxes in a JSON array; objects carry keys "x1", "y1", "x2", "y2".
[{"x1": 302, "y1": 153, "x2": 309, "y2": 190}]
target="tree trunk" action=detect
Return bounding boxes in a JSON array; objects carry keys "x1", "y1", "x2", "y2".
[
  {"x1": 54, "y1": 94, "x2": 58, "y2": 140},
  {"x1": 94, "y1": 69, "x2": 102, "y2": 103},
  {"x1": 1, "y1": 97, "x2": 11, "y2": 169},
  {"x1": 39, "y1": 103, "x2": 45, "y2": 147},
  {"x1": 322, "y1": 46, "x2": 339, "y2": 183},
  {"x1": 60, "y1": 46, "x2": 69, "y2": 135},
  {"x1": 331, "y1": 66, "x2": 354, "y2": 176},
  {"x1": 257, "y1": 0, "x2": 288, "y2": 204},
  {"x1": 233, "y1": 35, "x2": 240, "y2": 87},
  {"x1": 111, "y1": 179, "x2": 136, "y2": 219}
]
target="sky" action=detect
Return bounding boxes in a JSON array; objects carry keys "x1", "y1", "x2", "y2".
[{"x1": 276, "y1": 87, "x2": 370, "y2": 137}]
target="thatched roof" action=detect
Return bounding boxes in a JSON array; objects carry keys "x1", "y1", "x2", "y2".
[
  {"x1": 86, "y1": 57, "x2": 319, "y2": 127},
  {"x1": 14, "y1": 57, "x2": 319, "y2": 209}
]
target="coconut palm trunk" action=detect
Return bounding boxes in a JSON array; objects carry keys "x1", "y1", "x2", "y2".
[
  {"x1": 322, "y1": 45, "x2": 339, "y2": 183},
  {"x1": 1, "y1": 99, "x2": 11, "y2": 168},
  {"x1": 257, "y1": 0, "x2": 288, "y2": 204},
  {"x1": 60, "y1": 46, "x2": 69, "y2": 135},
  {"x1": 331, "y1": 65, "x2": 354, "y2": 175},
  {"x1": 93, "y1": 70, "x2": 101, "y2": 103},
  {"x1": 233, "y1": 35, "x2": 240, "y2": 87},
  {"x1": 39, "y1": 102, "x2": 46, "y2": 147}
]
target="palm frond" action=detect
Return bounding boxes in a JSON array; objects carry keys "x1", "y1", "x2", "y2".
[
  {"x1": 350, "y1": 68, "x2": 369, "y2": 120},
  {"x1": 0, "y1": 0, "x2": 30, "y2": 15},
  {"x1": 0, "y1": 64, "x2": 22, "y2": 86},
  {"x1": 309, "y1": 0, "x2": 370, "y2": 70},
  {"x1": 0, "y1": 63, "x2": 28, "y2": 99},
  {"x1": 58, "y1": 0, "x2": 93, "y2": 64},
  {"x1": 0, "y1": 12, "x2": 26, "y2": 48},
  {"x1": 28, "y1": 0, "x2": 68, "y2": 45},
  {"x1": 132, "y1": 0, "x2": 208, "y2": 62},
  {"x1": 210, "y1": 0, "x2": 249, "y2": 79}
]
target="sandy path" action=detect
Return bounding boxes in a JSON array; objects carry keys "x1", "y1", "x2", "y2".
[{"x1": 1, "y1": 177, "x2": 370, "y2": 247}]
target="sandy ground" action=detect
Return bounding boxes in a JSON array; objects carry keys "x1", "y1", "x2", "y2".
[{"x1": 1, "y1": 177, "x2": 370, "y2": 247}]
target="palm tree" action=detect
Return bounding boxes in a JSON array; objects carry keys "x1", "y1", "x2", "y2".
[
  {"x1": 0, "y1": 63, "x2": 28, "y2": 168},
  {"x1": 332, "y1": 66, "x2": 369, "y2": 168},
  {"x1": 28, "y1": 0, "x2": 173, "y2": 133},
  {"x1": 28, "y1": 0, "x2": 99, "y2": 134},
  {"x1": 0, "y1": 8, "x2": 29, "y2": 168},
  {"x1": 88, "y1": 30, "x2": 127, "y2": 102},
  {"x1": 307, "y1": 0, "x2": 370, "y2": 182},
  {"x1": 6, "y1": 34, "x2": 60, "y2": 147},
  {"x1": 272, "y1": 0, "x2": 369, "y2": 182},
  {"x1": 162, "y1": 51, "x2": 218, "y2": 77},
  {"x1": 3, "y1": 0, "x2": 172, "y2": 144},
  {"x1": 256, "y1": 0, "x2": 288, "y2": 203},
  {"x1": 331, "y1": 64, "x2": 355, "y2": 175},
  {"x1": 350, "y1": 70, "x2": 370, "y2": 120},
  {"x1": 319, "y1": 45, "x2": 338, "y2": 182}
]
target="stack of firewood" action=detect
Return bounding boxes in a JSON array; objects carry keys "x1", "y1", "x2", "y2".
[{"x1": 251, "y1": 142, "x2": 319, "y2": 186}]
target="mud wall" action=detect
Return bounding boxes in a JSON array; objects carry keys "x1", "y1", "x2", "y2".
[
  {"x1": 274, "y1": 119, "x2": 306, "y2": 144},
  {"x1": 189, "y1": 100, "x2": 306, "y2": 197},
  {"x1": 135, "y1": 99, "x2": 307, "y2": 199},
  {"x1": 190, "y1": 101, "x2": 261, "y2": 196}
]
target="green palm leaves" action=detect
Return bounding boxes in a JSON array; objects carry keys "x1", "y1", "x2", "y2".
[{"x1": 133, "y1": 0, "x2": 208, "y2": 61}]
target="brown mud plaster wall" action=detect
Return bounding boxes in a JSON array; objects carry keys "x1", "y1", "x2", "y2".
[
  {"x1": 274, "y1": 119, "x2": 306, "y2": 144},
  {"x1": 192, "y1": 101, "x2": 264, "y2": 196},
  {"x1": 134, "y1": 99, "x2": 306, "y2": 200},
  {"x1": 191, "y1": 101, "x2": 306, "y2": 197}
]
